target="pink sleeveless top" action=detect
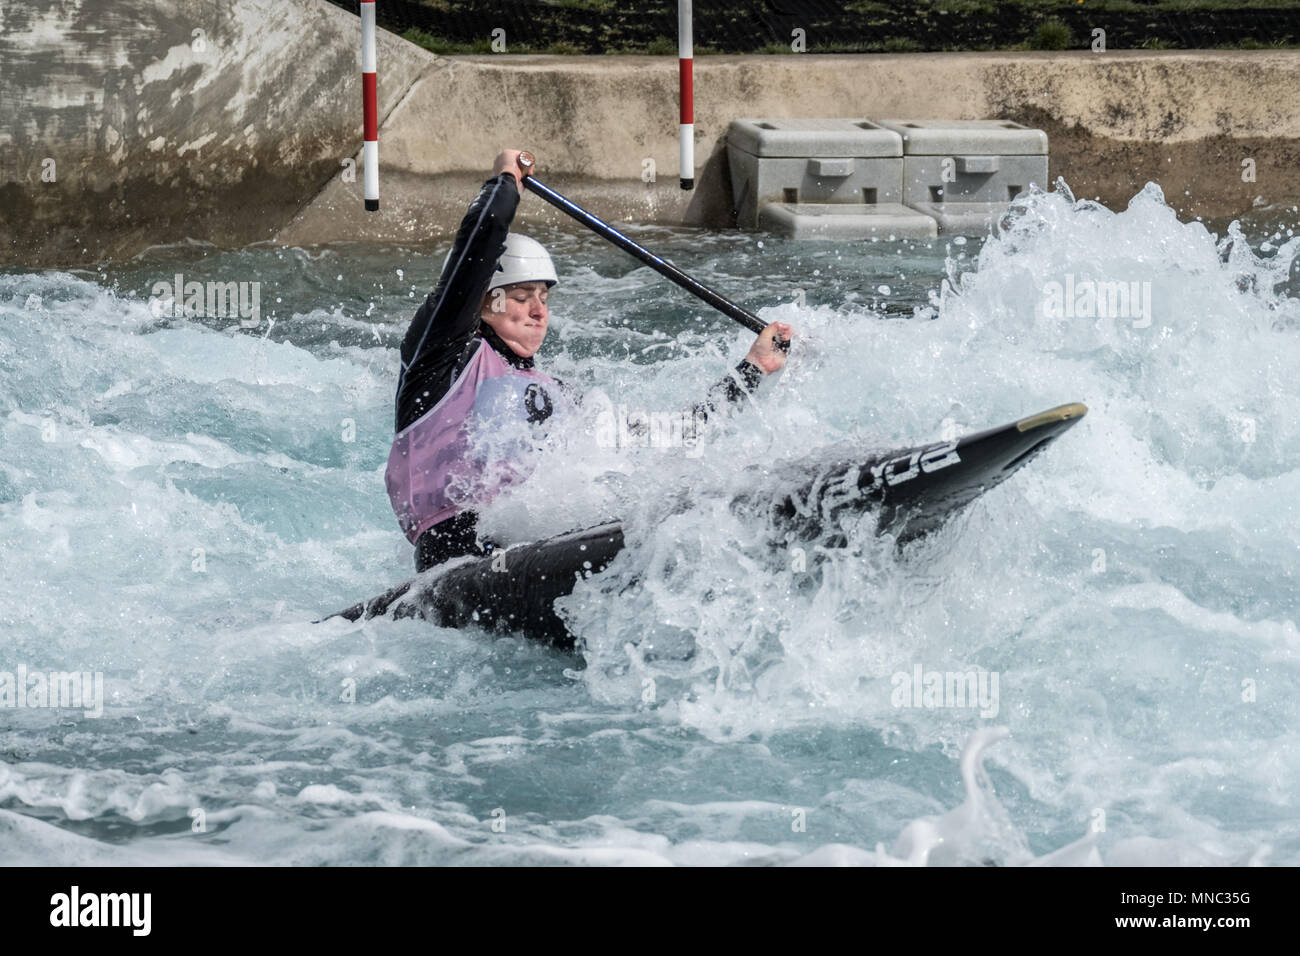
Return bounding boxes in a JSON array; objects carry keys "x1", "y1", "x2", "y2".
[{"x1": 385, "y1": 339, "x2": 568, "y2": 543}]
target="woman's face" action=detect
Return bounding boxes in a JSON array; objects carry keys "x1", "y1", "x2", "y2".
[{"x1": 481, "y1": 281, "x2": 549, "y2": 357}]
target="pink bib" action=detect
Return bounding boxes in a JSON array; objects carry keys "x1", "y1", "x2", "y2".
[{"x1": 385, "y1": 340, "x2": 568, "y2": 543}]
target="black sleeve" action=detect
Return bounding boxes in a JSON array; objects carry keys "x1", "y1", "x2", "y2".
[
  {"x1": 395, "y1": 173, "x2": 520, "y2": 432},
  {"x1": 691, "y1": 359, "x2": 765, "y2": 423}
]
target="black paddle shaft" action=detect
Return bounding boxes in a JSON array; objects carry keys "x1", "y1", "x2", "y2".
[{"x1": 517, "y1": 168, "x2": 770, "y2": 337}]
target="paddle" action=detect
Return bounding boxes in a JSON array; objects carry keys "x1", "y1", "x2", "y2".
[{"x1": 516, "y1": 151, "x2": 786, "y2": 347}]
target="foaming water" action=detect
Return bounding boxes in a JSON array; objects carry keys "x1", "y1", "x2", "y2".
[{"x1": 1, "y1": 182, "x2": 1297, "y2": 865}]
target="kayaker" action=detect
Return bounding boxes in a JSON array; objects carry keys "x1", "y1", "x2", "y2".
[{"x1": 386, "y1": 149, "x2": 793, "y2": 572}]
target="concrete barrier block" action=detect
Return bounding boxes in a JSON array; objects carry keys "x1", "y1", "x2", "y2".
[
  {"x1": 759, "y1": 202, "x2": 937, "y2": 240},
  {"x1": 874, "y1": 119, "x2": 1048, "y2": 221},
  {"x1": 874, "y1": 119, "x2": 1048, "y2": 156},
  {"x1": 905, "y1": 200, "x2": 1014, "y2": 236},
  {"x1": 899, "y1": 155, "x2": 1048, "y2": 205},
  {"x1": 727, "y1": 118, "x2": 902, "y2": 158},
  {"x1": 726, "y1": 118, "x2": 904, "y2": 229}
]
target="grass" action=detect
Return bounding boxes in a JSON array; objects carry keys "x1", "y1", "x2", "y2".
[
  {"x1": 389, "y1": 1, "x2": 1300, "y2": 55},
  {"x1": 881, "y1": 37, "x2": 925, "y2": 53},
  {"x1": 549, "y1": 0, "x2": 616, "y2": 10},
  {"x1": 642, "y1": 37, "x2": 676, "y2": 56},
  {"x1": 401, "y1": 28, "x2": 494, "y2": 55},
  {"x1": 1030, "y1": 19, "x2": 1074, "y2": 51}
]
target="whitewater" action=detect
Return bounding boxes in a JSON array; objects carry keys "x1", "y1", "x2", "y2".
[{"x1": 1, "y1": 181, "x2": 1296, "y2": 865}]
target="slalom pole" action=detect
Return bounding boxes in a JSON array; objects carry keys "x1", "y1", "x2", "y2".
[
  {"x1": 361, "y1": 0, "x2": 379, "y2": 211},
  {"x1": 678, "y1": 0, "x2": 694, "y2": 190}
]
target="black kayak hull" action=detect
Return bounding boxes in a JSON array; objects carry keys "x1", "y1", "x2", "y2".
[{"x1": 326, "y1": 402, "x2": 1087, "y2": 648}]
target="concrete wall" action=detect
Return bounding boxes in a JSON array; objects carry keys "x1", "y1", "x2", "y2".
[
  {"x1": 4, "y1": 0, "x2": 1299, "y2": 267},
  {"x1": 281, "y1": 49, "x2": 1300, "y2": 248},
  {"x1": 0, "y1": 0, "x2": 427, "y2": 267}
]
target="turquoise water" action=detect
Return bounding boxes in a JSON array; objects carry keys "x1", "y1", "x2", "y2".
[{"x1": 1, "y1": 182, "x2": 1297, "y2": 865}]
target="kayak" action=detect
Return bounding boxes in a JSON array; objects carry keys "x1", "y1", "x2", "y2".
[{"x1": 326, "y1": 402, "x2": 1087, "y2": 648}]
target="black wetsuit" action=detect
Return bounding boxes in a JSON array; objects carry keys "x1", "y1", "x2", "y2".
[{"x1": 395, "y1": 172, "x2": 765, "y2": 572}]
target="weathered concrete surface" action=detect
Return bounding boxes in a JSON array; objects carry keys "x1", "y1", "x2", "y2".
[
  {"x1": 0, "y1": 0, "x2": 431, "y2": 267},
  {"x1": 279, "y1": 49, "x2": 1300, "y2": 248},
  {"x1": 4, "y1": 1, "x2": 1299, "y2": 267}
]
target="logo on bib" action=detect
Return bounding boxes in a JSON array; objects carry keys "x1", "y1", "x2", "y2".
[{"x1": 524, "y1": 383, "x2": 553, "y2": 423}]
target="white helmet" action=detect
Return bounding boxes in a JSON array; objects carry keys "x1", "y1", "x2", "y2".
[{"x1": 488, "y1": 233, "x2": 557, "y2": 292}]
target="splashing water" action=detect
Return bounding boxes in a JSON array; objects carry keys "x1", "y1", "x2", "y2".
[{"x1": 1, "y1": 182, "x2": 1297, "y2": 865}]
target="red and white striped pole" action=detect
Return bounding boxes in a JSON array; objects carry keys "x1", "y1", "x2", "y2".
[
  {"x1": 678, "y1": 0, "x2": 693, "y2": 190},
  {"x1": 361, "y1": 0, "x2": 379, "y2": 211}
]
